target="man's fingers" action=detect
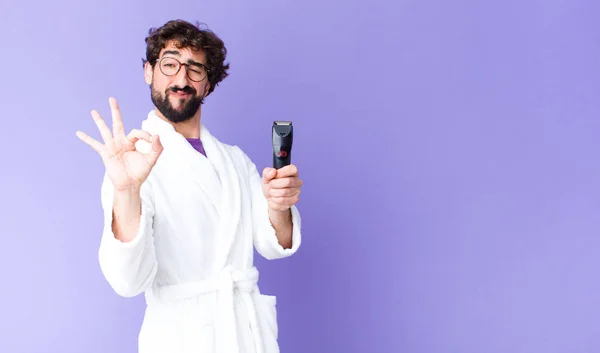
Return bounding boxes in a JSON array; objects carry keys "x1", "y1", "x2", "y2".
[
  {"x1": 109, "y1": 97, "x2": 126, "y2": 137},
  {"x1": 151, "y1": 134, "x2": 163, "y2": 154},
  {"x1": 127, "y1": 129, "x2": 153, "y2": 144},
  {"x1": 275, "y1": 164, "x2": 299, "y2": 178},
  {"x1": 91, "y1": 110, "x2": 113, "y2": 143},
  {"x1": 76, "y1": 131, "x2": 104, "y2": 154},
  {"x1": 269, "y1": 187, "x2": 300, "y2": 198},
  {"x1": 263, "y1": 165, "x2": 300, "y2": 184},
  {"x1": 144, "y1": 135, "x2": 164, "y2": 166},
  {"x1": 269, "y1": 177, "x2": 303, "y2": 189}
]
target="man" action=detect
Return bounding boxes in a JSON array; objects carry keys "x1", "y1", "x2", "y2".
[{"x1": 75, "y1": 19, "x2": 303, "y2": 353}]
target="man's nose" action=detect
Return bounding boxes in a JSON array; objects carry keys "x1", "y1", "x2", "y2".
[{"x1": 172, "y1": 65, "x2": 190, "y2": 86}]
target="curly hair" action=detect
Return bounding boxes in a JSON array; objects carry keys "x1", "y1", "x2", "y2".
[{"x1": 142, "y1": 19, "x2": 230, "y2": 96}]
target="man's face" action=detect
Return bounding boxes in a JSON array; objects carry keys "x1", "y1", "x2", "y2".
[{"x1": 145, "y1": 41, "x2": 211, "y2": 123}]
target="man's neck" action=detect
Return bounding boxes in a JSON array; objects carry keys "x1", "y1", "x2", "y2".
[{"x1": 155, "y1": 109, "x2": 202, "y2": 139}]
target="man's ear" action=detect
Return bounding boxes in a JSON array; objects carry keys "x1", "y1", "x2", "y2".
[{"x1": 144, "y1": 62, "x2": 153, "y2": 85}]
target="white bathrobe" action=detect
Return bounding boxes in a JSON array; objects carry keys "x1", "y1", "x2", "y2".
[{"x1": 97, "y1": 110, "x2": 302, "y2": 353}]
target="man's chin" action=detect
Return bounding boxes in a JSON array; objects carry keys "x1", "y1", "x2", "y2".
[{"x1": 168, "y1": 99, "x2": 189, "y2": 111}]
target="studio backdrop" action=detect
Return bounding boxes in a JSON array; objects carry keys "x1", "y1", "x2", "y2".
[{"x1": 0, "y1": 0, "x2": 599, "y2": 352}]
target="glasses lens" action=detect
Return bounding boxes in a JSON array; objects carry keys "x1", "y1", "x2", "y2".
[
  {"x1": 160, "y1": 58, "x2": 180, "y2": 76},
  {"x1": 187, "y1": 66, "x2": 206, "y2": 82}
]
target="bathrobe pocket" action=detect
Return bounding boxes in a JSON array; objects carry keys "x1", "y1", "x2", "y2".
[{"x1": 258, "y1": 294, "x2": 278, "y2": 341}]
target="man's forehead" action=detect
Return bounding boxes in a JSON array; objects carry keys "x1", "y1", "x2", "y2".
[{"x1": 159, "y1": 42, "x2": 205, "y2": 61}]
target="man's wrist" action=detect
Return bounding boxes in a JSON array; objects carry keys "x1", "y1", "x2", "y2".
[{"x1": 268, "y1": 207, "x2": 291, "y2": 225}]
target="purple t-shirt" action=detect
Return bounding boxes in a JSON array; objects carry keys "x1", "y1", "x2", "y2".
[{"x1": 186, "y1": 138, "x2": 207, "y2": 157}]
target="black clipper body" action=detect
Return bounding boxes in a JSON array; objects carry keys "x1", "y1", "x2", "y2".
[{"x1": 272, "y1": 121, "x2": 293, "y2": 170}]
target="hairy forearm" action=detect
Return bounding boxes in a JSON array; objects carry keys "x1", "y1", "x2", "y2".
[
  {"x1": 268, "y1": 208, "x2": 293, "y2": 249},
  {"x1": 111, "y1": 188, "x2": 142, "y2": 242}
]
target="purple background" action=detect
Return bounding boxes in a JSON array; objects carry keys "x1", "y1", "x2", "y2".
[{"x1": 1, "y1": 0, "x2": 599, "y2": 352}]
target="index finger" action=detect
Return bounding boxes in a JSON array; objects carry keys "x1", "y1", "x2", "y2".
[
  {"x1": 109, "y1": 97, "x2": 125, "y2": 137},
  {"x1": 275, "y1": 164, "x2": 298, "y2": 178}
]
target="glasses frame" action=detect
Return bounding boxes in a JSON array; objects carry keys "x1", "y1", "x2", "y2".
[{"x1": 157, "y1": 56, "x2": 210, "y2": 82}]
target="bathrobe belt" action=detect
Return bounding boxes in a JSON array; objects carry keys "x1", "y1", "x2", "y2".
[{"x1": 151, "y1": 266, "x2": 264, "y2": 353}]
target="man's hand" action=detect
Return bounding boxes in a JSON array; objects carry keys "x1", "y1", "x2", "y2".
[
  {"x1": 76, "y1": 97, "x2": 164, "y2": 192},
  {"x1": 261, "y1": 164, "x2": 303, "y2": 212},
  {"x1": 261, "y1": 164, "x2": 302, "y2": 249}
]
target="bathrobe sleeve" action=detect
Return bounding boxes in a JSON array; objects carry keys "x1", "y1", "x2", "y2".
[
  {"x1": 241, "y1": 149, "x2": 302, "y2": 260},
  {"x1": 97, "y1": 172, "x2": 158, "y2": 297}
]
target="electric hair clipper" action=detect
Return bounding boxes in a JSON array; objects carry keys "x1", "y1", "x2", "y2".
[{"x1": 272, "y1": 121, "x2": 293, "y2": 170}]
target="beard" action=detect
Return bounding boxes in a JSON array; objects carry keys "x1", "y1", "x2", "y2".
[{"x1": 151, "y1": 83, "x2": 205, "y2": 123}]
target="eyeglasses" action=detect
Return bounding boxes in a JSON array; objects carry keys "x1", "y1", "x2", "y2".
[{"x1": 158, "y1": 57, "x2": 210, "y2": 82}]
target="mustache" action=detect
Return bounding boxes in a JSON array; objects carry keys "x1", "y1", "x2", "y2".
[{"x1": 167, "y1": 86, "x2": 196, "y2": 95}]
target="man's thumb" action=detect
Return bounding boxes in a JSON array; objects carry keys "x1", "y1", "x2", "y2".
[{"x1": 262, "y1": 167, "x2": 277, "y2": 183}]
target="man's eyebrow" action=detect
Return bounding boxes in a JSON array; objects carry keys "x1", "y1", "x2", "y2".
[
  {"x1": 161, "y1": 50, "x2": 206, "y2": 67},
  {"x1": 187, "y1": 59, "x2": 205, "y2": 67},
  {"x1": 162, "y1": 50, "x2": 180, "y2": 56}
]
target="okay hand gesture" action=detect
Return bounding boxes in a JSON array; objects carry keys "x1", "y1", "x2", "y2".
[{"x1": 76, "y1": 97, "x2": 163, "y2": 192}]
